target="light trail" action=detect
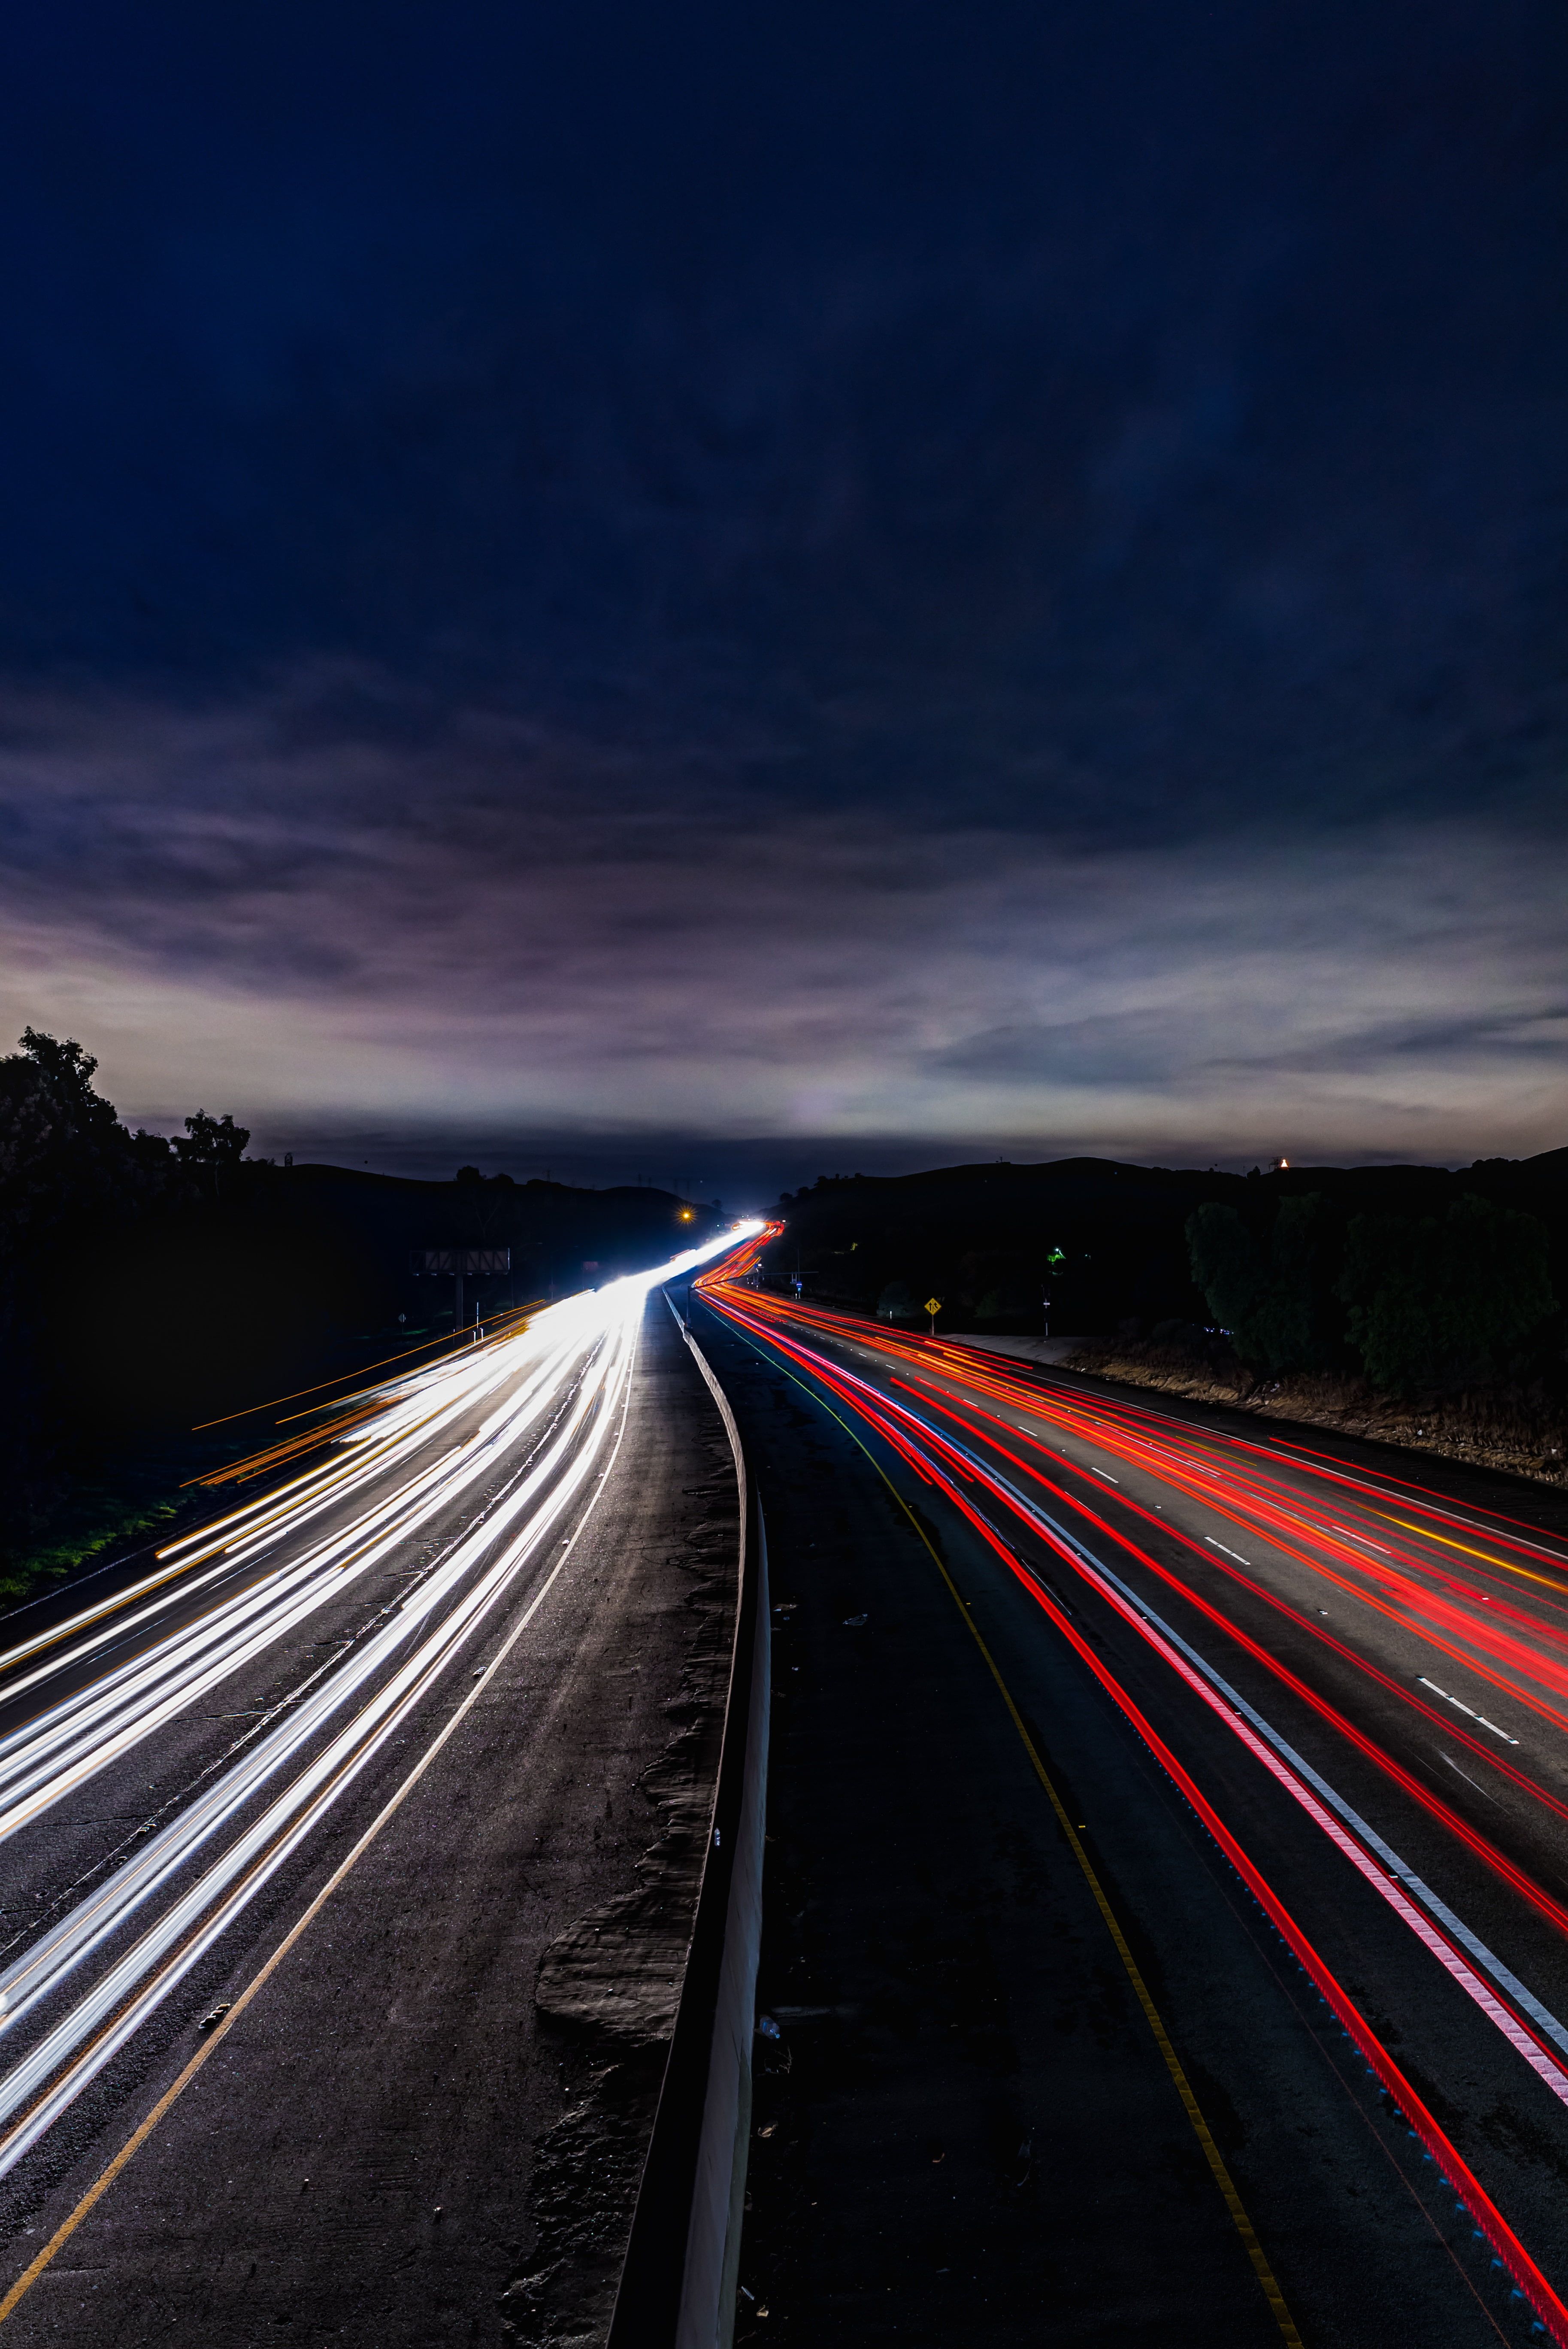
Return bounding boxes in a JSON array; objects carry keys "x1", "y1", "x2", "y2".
[
  {"x1": 724, "y1": 1273, "x2": 1568, "y2": 1747},
  {"x1": 724, "y1": 1280, "x2": 1568, "y2": 1915},
  {"x1": 0, "y1": 1226, "x2": 760, "y2": 2188},
  {"x1": 756, "y1": 1281, "x2": 1568, "y2": 1578},
  {"x1": 700, "y1": 1242, "x2": 1568, "y2": 2337},
  {"x1": 720, "y1": 1288, "x2": 1568, "y2": 1960}
]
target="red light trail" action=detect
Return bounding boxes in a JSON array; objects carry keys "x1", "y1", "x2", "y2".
[{"x1": 699, "y1": 1233, "x2": 1568, "y2": 2340}]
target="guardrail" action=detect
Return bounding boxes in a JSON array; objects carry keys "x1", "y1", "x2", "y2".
[{"x1": 605, "y1": 1296, "x2": 770, "y2": 2349}]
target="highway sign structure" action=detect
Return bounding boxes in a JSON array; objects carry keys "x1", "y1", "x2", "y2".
[
  {"x1": 411, "y1": 1249, "x2": 512, "y2": 1276},
  {"x1": 925, "y1": 1295, "x2": 942, "y2": 1334},
  {"x1": 411, "y1": 1246, "x2": 512, "y2": 1331}
]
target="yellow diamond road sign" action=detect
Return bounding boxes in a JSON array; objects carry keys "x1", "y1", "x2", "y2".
[{"x1": 925, "y1": 1297, "x2": 942, "y2": 1317}]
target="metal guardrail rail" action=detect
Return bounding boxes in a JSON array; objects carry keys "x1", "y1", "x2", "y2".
[{"x1": 605, "y1": 1295, "x2": 770, "y2": 2349}]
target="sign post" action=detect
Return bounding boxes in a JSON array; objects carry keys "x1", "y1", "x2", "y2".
[
  {"x1": 925, "y1": 1295, "x2": 942, "y2": 1337},
  {"x1": 411, "y1": 1246, "x2": 512, "y2": 1335}
]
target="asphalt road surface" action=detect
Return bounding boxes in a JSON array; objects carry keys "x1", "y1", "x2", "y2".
[
  {"x1": 0, "y1": 1253, "x2": 744, "y2": 2347},
  {"x1": 696, "y1": 1247, "x2": 1568, "y2": 2347}
]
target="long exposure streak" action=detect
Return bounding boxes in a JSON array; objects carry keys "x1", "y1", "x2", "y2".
[
  {"x1": 0, "y1": 1229, "x2": 760, "y2": 2188},
  {"x1": 699, "y1": 1237, "x2": 1568, "y2": 2342}
]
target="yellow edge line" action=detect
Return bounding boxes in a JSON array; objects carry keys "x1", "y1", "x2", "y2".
[{"x1": 722, "y1": 1314, "x2": 1305, "y2": 2349}]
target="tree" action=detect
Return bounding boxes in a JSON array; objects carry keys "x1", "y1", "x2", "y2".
[
  {"x1": 18, "y1": 1029, "x2": 118, "y2": 1129},
  {"x1": 175, "y1": 1110, "x2": 251, "y2": 1164},
  {"x1": 1245, "y1": 1194, "x2": 1331, "y2": 1372},
  {"x1": 1186, "y1": 1194, "x2": 1332, "y2": 1375},
  {"x1": 0, "y1": 1032, "x2": 167, "y2": 1551},
  {"x1": 1338, "y1": 1195, "x2": 1556, "y2": 1391},
  {"x1": 0, "y1": 1028, "x2": 277, "y2": 1568},
  {"x1": 1186, "y1": 1203, "x2": 1263, "y2": 1341},
  {"x1": 1, "y1": 1030, "x2": 144, "y2": 1243},
  {"x1": 173, "y1": 1111, "x2": 252, "y2": 1200}
]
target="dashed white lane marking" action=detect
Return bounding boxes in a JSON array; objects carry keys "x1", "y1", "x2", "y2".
[
  {"x1": 1418, "y1": 1675, "x2": 1521, "y2": 1746},
  {"x1": 1440, "y1": 1752, "x2": 1502, "y2": 1802}
]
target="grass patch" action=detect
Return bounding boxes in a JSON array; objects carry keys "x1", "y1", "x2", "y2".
[{"x1": 0, "y1": 1429, "x2": 258, "y2": 1615}]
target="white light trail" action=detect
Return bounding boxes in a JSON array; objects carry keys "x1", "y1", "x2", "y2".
[{"x1": 0, "y1": 1226, "x2": 759, "y2": 2182}]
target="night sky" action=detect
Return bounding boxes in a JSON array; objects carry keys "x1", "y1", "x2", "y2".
[{"x1": 1, "y1": 3, "x2": 1564, "y2": 1199}]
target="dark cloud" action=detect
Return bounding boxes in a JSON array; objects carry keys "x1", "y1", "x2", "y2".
[
  {"x1": 0, "y1": 5, "x2": 1562, "y2": 1172},
  {"x1": 929, "y1": 1014, "x2": 1202, "y2": 1088},
  {"x1": 3, "y1": 7, "x2": 1564, "y2": 829}
]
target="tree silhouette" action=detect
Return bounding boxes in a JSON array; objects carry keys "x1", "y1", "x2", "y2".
[
  {"x1": 174, "y1": 1111, "x2": 252, "y2": 1200},
  {"x1": 1339, "y1": 1195, "x2": 1556, "y2": 1391}
]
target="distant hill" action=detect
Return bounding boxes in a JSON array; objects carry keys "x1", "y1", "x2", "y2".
[
  {"x1": 281, "y1": 1162, "x2": 723, "y2": 1314},
  {"x1": 760, "y1": 1150, "x2": 1568, "y2": 1338},
  {"x1": 65, "y1": 1164, "x2": 726, "y2": 1440}
]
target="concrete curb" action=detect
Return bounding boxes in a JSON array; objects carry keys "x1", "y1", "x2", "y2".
[{"x1": 605, "y1": 1294, "x2": 769, "y2": 2349}]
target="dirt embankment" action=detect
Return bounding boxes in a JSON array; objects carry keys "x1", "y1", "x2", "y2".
[
  {"x1": 502, "y1": 1418, "x2": 739, "y2": 2347},
  {"x1": 1062, "y1": 1338, "x2": 1567, "y2": 1488}
]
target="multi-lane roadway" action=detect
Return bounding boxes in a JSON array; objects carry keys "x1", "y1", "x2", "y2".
[
  {"x1": 699, "y1": 1234, "x2": 1568, "y2": 2346},
  {"x1": 5, "y1": 1206, "x2": 1568, "y2": 2346},
  {"x1": 0, "y1": 1231, "x2": 754, "y2": 2345}
]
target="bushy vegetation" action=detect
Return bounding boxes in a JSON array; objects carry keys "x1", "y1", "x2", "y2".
[
  {"x1": 1187, "y1": 1191, "x2": 1558, "y2": 1393},
  {"x1": 1186, "y1": 1194, "x2": 1337, "y2": 1376},
  {"x1": 763, "y1": 1160, "x2": 1207, "y2": 1335}
]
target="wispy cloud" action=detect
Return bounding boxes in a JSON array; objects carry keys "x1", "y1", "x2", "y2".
[{"x1": 0, "y1": 683, "x2": 1561, "y2": 1169}]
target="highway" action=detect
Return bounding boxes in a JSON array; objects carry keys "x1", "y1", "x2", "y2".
[
  {"x1": 0, "y1": 1228, "x2": 757, "y2": 2345},
  {"x1": 698, "y1": 1234, "x2": 1568, "y2": 2346}
]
